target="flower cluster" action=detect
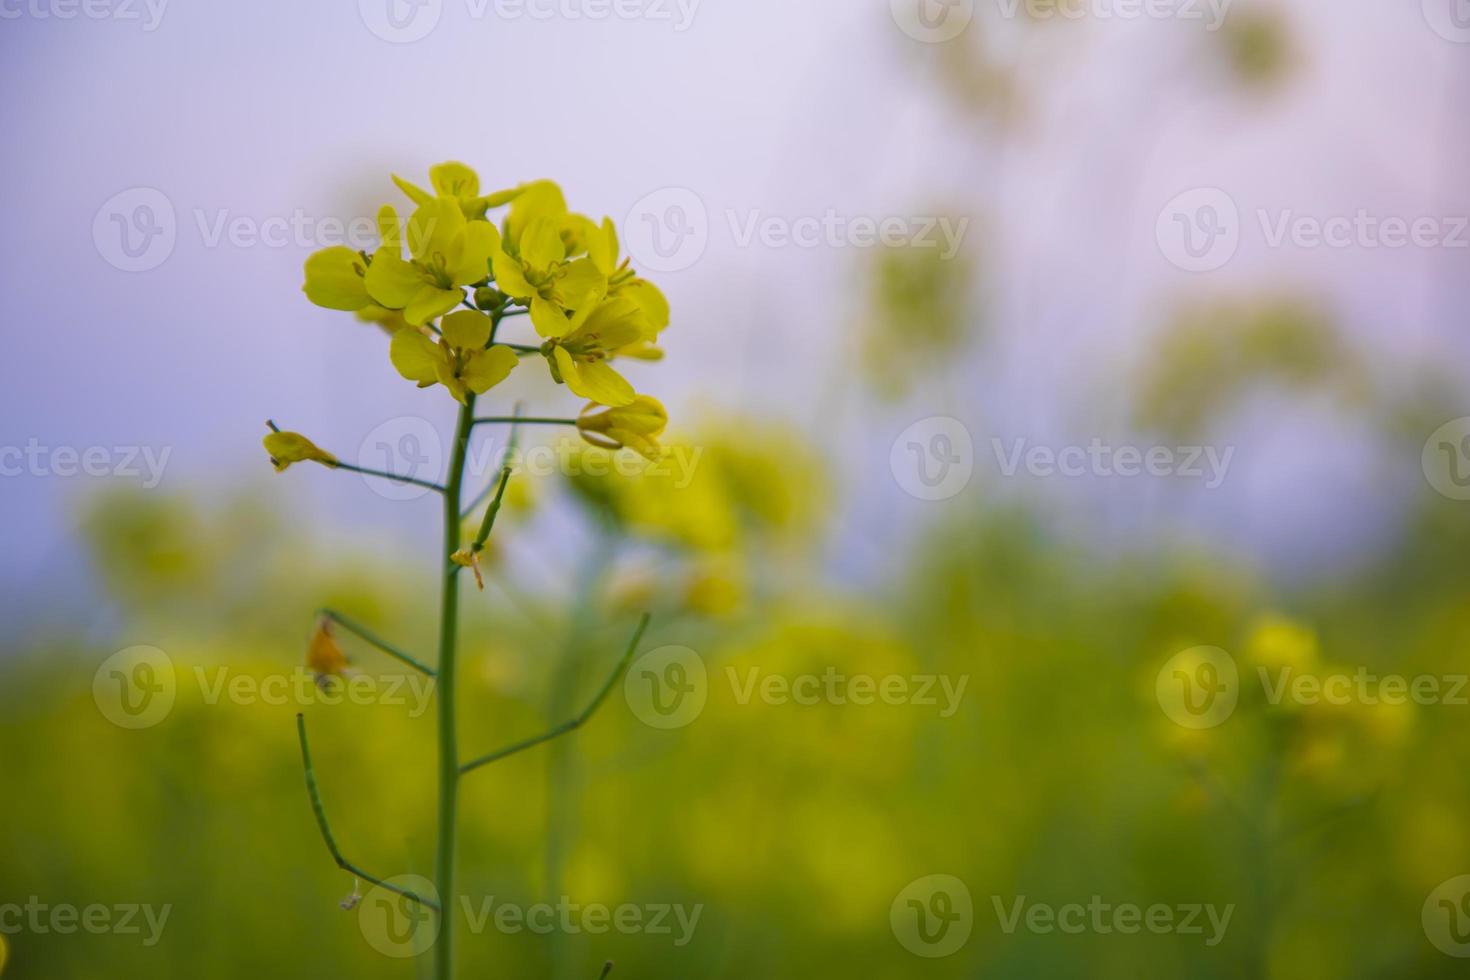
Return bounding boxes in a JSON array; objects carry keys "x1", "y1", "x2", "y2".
[{"x1": 298, "y1": 162, "x2": 671, "y2": 454}]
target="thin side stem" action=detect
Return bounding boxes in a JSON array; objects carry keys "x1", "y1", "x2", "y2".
[
  {"x1": 467, "y1": 467, "x2": 512, "y2": 556},
  {"x1": 329, "y1": 460, "x2": 446, "y2": 495},
  {"x1": 433, "y1": 394, "x2": 477, "y2": 980},
  {"x1": 317, "y1": 608, "x2": 436, "y2": 677},
  {"x1": 503, "y1": 344, "x2": 542, "y2": 355},
  {"x1": 460, "y1": 613, "x2": 650, "y2": 776},
  {"x1": 473, "y1": 417, "x2": 576, "y2": 427},
  {"x1": 461, "y1": 404, "x2": 525, "y2": 518},
  {"x1": 296, "y1": 714, "x2": 441, "y2": 913}
]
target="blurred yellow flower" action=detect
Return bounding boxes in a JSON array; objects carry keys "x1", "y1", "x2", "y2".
[
  {"x1": 1243, "y1": 613, "x2": 1319, "y2": 673},
  {"x1": 262, "y1": 431, "x2": 337, "y2": 472},
  {"x1": 684, "y1": 560, "x2": 745, "y2": 618}
]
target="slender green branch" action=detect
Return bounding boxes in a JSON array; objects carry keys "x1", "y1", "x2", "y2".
[
  {"x1": 316, "y1": 608, "x2": 436, "y2": 677},
  {"x1": 461, "y1": 405, "x2": 525, "y2": 518},
  {"x1": 460, "y1": 613, "x2": 650, "y2": 776},
  {"x1": 503, "y1": 344, "x2": 542, "y2": 356},
  {"x1": 329, "y1": 460, "x2": 446, "y2": 494},
  {"x1": 473, "y1": 416, "x2": 576, "y2": 427},
  {"x1": 467, "y1": 467, "x2": 513, "y2": 556},
  {"x1": 295, "y1": 714, "x2": 441, "y2": 913},
  {"x1": 434, "y1": 395, "x2": 477, "y2": 980}
]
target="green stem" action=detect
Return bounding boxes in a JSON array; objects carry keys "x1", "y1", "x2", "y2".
[
  {"x1": 459, "y1": 614, "x2": 649, "y2": 775},
  {"x1": 329, "y1": 460, "x2": 446, "y2": 495},
  {"x1": 316, "y1": 608, "x2": 435, "y2": 677},
  {"x1": 296, "y1": 714, "x2": 440, "y2": 912},
  {"x1": 473, "y1": 416, "x2": 576, "y2": 427},
  {"x1": 434, "y1": 394, "x2": 476, "y2": 980}
]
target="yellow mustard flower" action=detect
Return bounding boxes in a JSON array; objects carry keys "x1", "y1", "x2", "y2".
[
  {"x1": 585, "y1": 216, "x2": 670, "y2": 336},
  {"x1": 365, "y1": 199, "x2": 498, "y2": 325},
  {"x1": 493, "y1": 215, "x2": 605, "y2": 331},
  {"x1": 389, "y1": 310, "x2": 518, "y2": 404},
  {"x1": 684, "y1": 560, "x2": 746, "y2": 618},
  {"x1": 306, "y1": 619, "x2": 351, "y2": 684},
  {"x1": 392, "y1": 161, "x2": 520, "y2": 221},
  {"x1": 538, "y1": 294, "x2": 647, "y2": 406},
  {"x1": 502, "y1": 179, "x2": 575, "y2": 250},
  {"x1": 263, "y1": 431, "x2": 337, "y2": 472},
  {"x1": 576, "y1": 396, "x2": 668, "y2": 459}
]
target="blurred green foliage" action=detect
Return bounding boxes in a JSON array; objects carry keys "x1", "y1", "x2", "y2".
[{"x1": 4, "y1": 437, "x2": 1470, "y2": 977}]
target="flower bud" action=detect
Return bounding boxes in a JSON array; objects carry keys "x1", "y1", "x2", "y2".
[{"x1": 575, "y1": 396, "x2": 668, "y2": 460}]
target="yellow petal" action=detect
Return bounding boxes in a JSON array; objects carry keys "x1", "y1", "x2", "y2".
[
  {"x1": 408, "y1": 197, "x2": 466, "y2": 266},
  {"x1": 504, "y1": 179, "x2": 567, "y2": 246},
  {"x1": 263, "y1": 431, "x2": 338, "y2": 471},
  {"x1": 587, "y1": 216, "x2": 619, "y2": 274},
  {"x1": 461, "y1": 345, "x2": 519, "y2": 394},
  {"x1": 520, "y1": 216, "x2": 566, "y2": 271},
  {"x1": 392, "y1": 174, "x2": 434, "y2": 207},
  {"x1": 622, "y1": 278, "x2": 670, "y2": 332},
  {"x1": 531, "y1": 296, "x2": 572, "y2": 339},
  {"x1": 441, "y1": 309, "x2": 492, "y2": 350},
  {"x1": 555, "y1": 257, "x2": 607, "y2": 312},
  {"x1": 364, "y1": 248, "x2": 424, "y2": 309},
  {"x1": 390, "y1": 328, "x2": 445, "y2": 385},
  {"x1": 491, "y1": 250, "x2": 535, "y2": 299},
  {"x1": 573, "y1": 296, "x2": 647, "y2": 350},
  {"x1": 405, "y1": 285, "x2": 463, "y2": 326},
  {"x1": 430, "y1": 161, "x2": 480, "y2": 199},
  {"x1": 302, "y1": 246, "x2": 371, "y2": 311},
  {"x1": 377, "y1": 205, "x2": 402, "y2": 250},
  {"x1": 452, "y1": 221, "x2": 499, "y2": 286},
  {"x1": 565, "y1": 359, "x2": 635, "y2": 407}
]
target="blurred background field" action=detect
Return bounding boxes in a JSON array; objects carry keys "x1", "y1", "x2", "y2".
[{"x1": 3, "y1": 0, "x2": 1469, "y2": 977}]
